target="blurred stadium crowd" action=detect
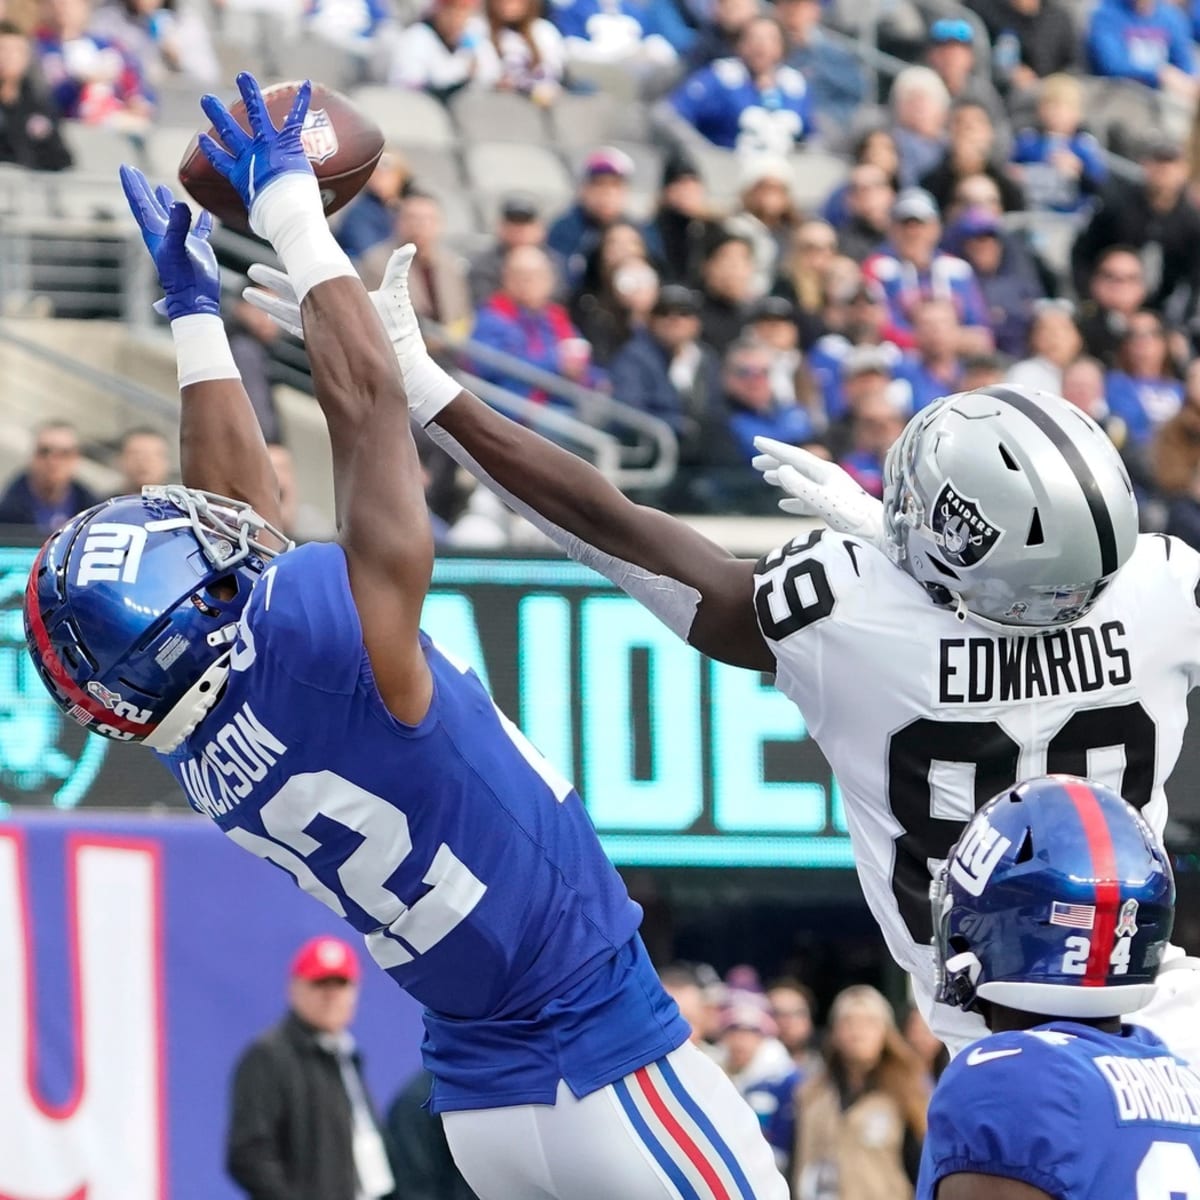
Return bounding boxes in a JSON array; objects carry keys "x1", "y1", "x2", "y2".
[
  {"x1": 265, "y1": 943, "x2": 947, "y2": 1200},
  {"x1": 6, "y1": 0, "x2": 1200, "y2": 536}
]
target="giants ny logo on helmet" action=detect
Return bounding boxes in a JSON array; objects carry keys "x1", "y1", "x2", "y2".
[
  {"x1": 931, "y1": 482, "x2": 1002, "y2": 568},
  {"x1": 75, "y1": 524, "x2": 147, "y2": 587}
]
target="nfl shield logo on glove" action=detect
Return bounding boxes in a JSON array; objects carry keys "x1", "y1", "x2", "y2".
[{"x1": 301, "y1": 109, "x2": 339, "y2": 165}]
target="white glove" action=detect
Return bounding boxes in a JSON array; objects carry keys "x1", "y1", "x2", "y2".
[
  {"x1": 243, "y1": 243, "x2": 460, "y2": 426},
  {"x1": 751, "y1": 436, "x2": 887, "y2": 550}
]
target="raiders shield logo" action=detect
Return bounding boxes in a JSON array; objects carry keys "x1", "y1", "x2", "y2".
[
  {"x1": 300, "y1": 109, "x2": 339, "y2": 165},
  {"x1": 931, "y1": 481, "x2": 1003, "y2": 568}
]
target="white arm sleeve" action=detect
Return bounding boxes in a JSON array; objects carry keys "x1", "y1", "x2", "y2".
[{"x1": 423, "y1": 421, "x2": 702, "y2": 640}]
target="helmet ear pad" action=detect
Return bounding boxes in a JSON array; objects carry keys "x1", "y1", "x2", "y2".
[
  {"x1": 883, "y1": 388, "x2": 1138, "y2": 629},
  {"x1": 933, "y1": 777, "x2": 1175, "y2": 1021}
]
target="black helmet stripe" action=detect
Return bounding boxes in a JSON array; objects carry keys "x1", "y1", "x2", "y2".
[{"x1": 980, "y1": 386, "x2": 1119, "y2": 576}]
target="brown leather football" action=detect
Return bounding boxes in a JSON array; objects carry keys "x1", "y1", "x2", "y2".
[{"x1": 178, "y1": 81, "x2": 384, "y2": 232}]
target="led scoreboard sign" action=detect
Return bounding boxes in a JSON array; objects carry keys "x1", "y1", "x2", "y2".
[{"x1": 0, "y1": 544, "x2": 853, "y2": 867}]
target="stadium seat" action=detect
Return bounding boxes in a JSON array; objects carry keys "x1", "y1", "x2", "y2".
[
  {"x1": 429, "y1": 188, "x2": 481, "y2": 237},
  {"x1": 154, "y1": 79, "x2": 208, "y2": 127},
  {"x1": 350, "y1": 87, "x2": 457, "y2": 148},
  {"x1": 144, "y1": 126, "x2": 201, "y2": 185},
  {"x1": 548, "y1": 92, "x2": 621, "y2": 150},
  {"x1": 789, "y1": 150, "x2": 849, "y2": 212},
  {"x1": 564, "y1": 62, "x2": 640, "y2": 104},
  {"x1": 397, "y1": 145, "x2": 465, "y2": 194},
  {"x1": 450, "y1": 90, "x2": 550, "y2": 144},
  {"x1": 465, "y1": 143, "x2": 573, "y2": 224},
  {"x1": 1078, "y1": 77, "x2": 1159, "y2": 152},
  {"x1": 59, "y1": 123, "x2": 142, "y2": 177},
  {"x1": 42, "y1": 176, "x2": 131, "y2": 223},
  {"x1": 691, "y1": 144, "x2": 741, "y2": 206},
  {"x1": 277, "y1": 37, "x2": 358, "y2": 91},
  {"x1": 1002, "y1": 211, "x2": 1080, "y2": 281}
]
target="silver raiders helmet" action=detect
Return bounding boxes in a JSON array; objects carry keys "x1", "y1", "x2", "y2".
[{"x1": 882, "y1": 385, "x2": 1139, "y2": 629}]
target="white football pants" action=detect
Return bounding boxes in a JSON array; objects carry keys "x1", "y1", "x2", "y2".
[{"x1": 442, "y1": 1041, "x2": 789, "y2": 1200}]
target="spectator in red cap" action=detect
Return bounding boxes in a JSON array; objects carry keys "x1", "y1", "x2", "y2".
[
  {"x1": 547, "y1": 146, "x2": 661, "y2": 287},
  {"x1": 226, "y1": 936, "x2": 395, "y2": 1200}
]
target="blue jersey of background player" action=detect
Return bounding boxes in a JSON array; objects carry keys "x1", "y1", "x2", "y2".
[
  {"x1": 24, "y1": 74, "x2": 787, "y2": 1200},
  {"x1": 919, "y1": 775, "x2": 1198, "y2": 1200}
]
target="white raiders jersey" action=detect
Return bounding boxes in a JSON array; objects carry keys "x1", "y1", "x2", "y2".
[{"x1": 752, "y1": 529, "x2": 1200, "y2": 1050}]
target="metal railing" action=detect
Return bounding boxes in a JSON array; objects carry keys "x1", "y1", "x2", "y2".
[{"x1": 209, "y1": 223, "x2": 680, "y2": 489}]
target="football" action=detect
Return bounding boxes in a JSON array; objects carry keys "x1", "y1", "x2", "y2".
[{"x1": 177, "y1": 81, "x2": 384, "y2": 232}]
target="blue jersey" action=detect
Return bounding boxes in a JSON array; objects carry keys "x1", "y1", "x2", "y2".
[
  {"x1": 1105, "y1": 370, "x2": 1184, "y2": 445},
  {"x1": 670, "y1": 58, "x2": 811, "y2": 153},
  {"x1": 1010, "y1": 128, "x2": 1108, "y2": 214},
  {"x1": 894, "y1": 355, "x2": 962, "y2": 413},
  {"x1": 919, "y1": 1022, "x2": 1200, "y2": 1199},
  {"x1": 157, "y1": 542, "x2": 687, "y2": 1112}
]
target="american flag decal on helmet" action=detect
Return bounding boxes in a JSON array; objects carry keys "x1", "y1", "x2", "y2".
[{"x1": 1050, "y1": 901, "x2": 1096, "y2": 930}]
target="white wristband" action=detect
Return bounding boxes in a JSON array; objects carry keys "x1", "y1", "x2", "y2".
[
  {"x1": 249, "y1": 174, "x2": 357, "y2": 302},
  {"x1": 403, "y1": 353, "x2": 462, "y2": 427},
  {"x1": 171, "y1": 314, "x2": 240, "y2": 389}
]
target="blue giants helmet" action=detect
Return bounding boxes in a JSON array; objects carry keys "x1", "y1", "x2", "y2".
[
  {"x1": 24, "y1": 486, "x2": 289, "y2": 752},
  {"x1": 932, "y1": 775, "x2": 1174, "y2": 1019}
]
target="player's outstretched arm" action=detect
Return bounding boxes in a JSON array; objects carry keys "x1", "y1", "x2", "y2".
[
  {"x1": 936, "y1": 1175, "x2": 1052, "y2": 1200},
  {"x1": 199, "y1": 74, "x2": 433, "y2": 722},
  {"x1": 431, "y1": 390, "x2": 773, "y2": 670},
  {"x1": 243, "y1": 249, "x2": 774, "y2": 672},
  {"x1": 119, "y1": 165, "x2": 283, "y2": 530}
]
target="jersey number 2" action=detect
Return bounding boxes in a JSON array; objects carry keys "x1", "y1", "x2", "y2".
[
  {"x1": 1138, "y1": 1140, "x2": 1200, "y2": 1198},
  {"x1": 226, "y1": 771, "x2": 488, "y2": 970}
]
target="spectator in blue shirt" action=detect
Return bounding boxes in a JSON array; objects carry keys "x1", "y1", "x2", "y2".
[
  {"x1": 547, "y1": 147, "x2": 661, "y2": 288},
  {"x1": 0, "y1": 420, "x2": 98, "y2": 532},
  {"x1": 775, "y1": 0, "x2": 866, "y2": 135},
  {"x1": 862, "y1": 187, "x2": 993, "y2": 354},
  {"x1": 722, "y1": 337, "x2": 815, "y2": 460},
  {"x1": 608, "y1": 283, "x2": 725, "y2": 450},
  {"x1": 334, "y1": 149, "x2": 411, "y2": 263},
  {"x1": 669, "y1": 15, "x2": 812, "y2": 154},
  {"x1": 472, "y1": 245, "x2": 599, "y2": 401},
  {"x1": 894, "y1": 297, "x2": 964, "y2": 411},
  {"x1": 1008, "y1": 73, "x2": 1107, "y2": 213},
  {"x1": 1105, "y1": 308, "x2": 1184, "y2": 445},
  {"x1": 834, "y1": 163, "x2": 895, "y2": 263},
  {"x1": 838, "y1": 388, "x2": 907, "y2": 497},
  {"x1": 1087, "y1": 0, "x2": 1198, "y2": 100},
  {"x1": 719, "y1": 997, "x2": 802, "y2": 1175},
  {"x1": 822, "y1": 127, "x2": 902, "y2": 229},
  {"x1": 945, "y1": 206, "x2": 1045, "y2": 356},
  {"x1": 807, "y1": 281, "x2": 900, "y2": 421},
  {"x1": 36, "y1": 0, "x2": 153, "y2": 124},
  {"x1": 550, "y1": 0, "x2": 692, "y2": 78}
]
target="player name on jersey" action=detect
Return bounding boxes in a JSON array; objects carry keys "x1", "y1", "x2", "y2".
[
  {"x1": 177, "y1": 702, "x2": 288, "y2": 817},
  {"x1": 937, "y1": 621, "x2": 1132, "y2": 706},
  {"x1": 1095, "y1": 1054, "x2": 1200, "y2": 1125}
]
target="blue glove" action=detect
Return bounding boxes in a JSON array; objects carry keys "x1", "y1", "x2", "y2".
[
  {"x1": 198, "y1": 73, "x2": 313, "y2": 214},
  {"x1": 120, "y1": 165, "x2": 220, "y2": 321}
]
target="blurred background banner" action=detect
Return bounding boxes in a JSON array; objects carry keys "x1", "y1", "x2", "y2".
[
  {"x1": 0, "y1": 811, "x2": 424, "y2": 1200},
  {"x1": 0, "y1": 541, "x2": 857, "y2": 868}
]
